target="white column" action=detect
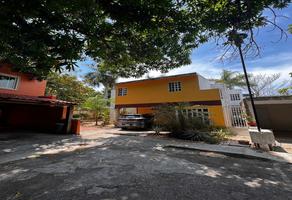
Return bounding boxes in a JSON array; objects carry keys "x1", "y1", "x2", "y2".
[{"x1": 109, "y1": 87, "x2": 117, "y2": 123}]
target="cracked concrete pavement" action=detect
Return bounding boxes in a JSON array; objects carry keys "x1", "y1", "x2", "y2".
[{"x1": 0, "y1": 130, "x2": 292, "y2": 200}]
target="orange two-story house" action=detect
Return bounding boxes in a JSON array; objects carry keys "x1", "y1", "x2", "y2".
[{"x1": 113, "y1": 73, "x2": 227, "y2": 127}]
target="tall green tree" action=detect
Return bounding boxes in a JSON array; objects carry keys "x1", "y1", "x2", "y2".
[
  {"x1": 82, "y1": 95, "x2": 109, "y2": 125},
  {"x1": 0, "y1": 0, "x2": 203, "y2": 79},
  {"x1": 84, "y1": 64, "x2": 117, "y2": 99},
  {"x1": 46, "y1": 73, "x2": 97, "y2": 104},
  {"x1": 217, "y1": 70, "x2": 247, "y2": 89},
  {"x1": 289, "y1": 24, "x2": 292, "y2": 33},
  {"x1": 1, "y1": 0, "x2": 290, "y2": 80}
]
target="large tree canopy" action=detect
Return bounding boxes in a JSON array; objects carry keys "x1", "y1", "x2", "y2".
[
  {"x1": 190, "y1": 0, "x2": 291, "y2": 55},
  {"x1": 84, "y1": 64, "x2": 117, "y2": 99},
  {"x1": 216, "y1": 70, "x2": 247, "y2": 89},
  {"x1": 0, "y1": 0, "x2": 203, "y2": 79},
  {"x1": 0, "y1": 0, "x2": 290, "y2": 79},
  {"x1": 46, "y1": 73, "x2": 98, "y2": 104}
]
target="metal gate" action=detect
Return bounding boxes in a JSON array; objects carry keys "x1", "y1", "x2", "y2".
[{"x1": 230, "y1": 106, "x2": 247, "y2": 127}]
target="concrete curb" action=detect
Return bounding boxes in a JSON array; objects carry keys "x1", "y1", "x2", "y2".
[
  {"x1": 165, "y1": 143, "x2": 292, "y2": 164},
  {"x1": 109, "y1": 132, "x2": 149, "y2": 137}
]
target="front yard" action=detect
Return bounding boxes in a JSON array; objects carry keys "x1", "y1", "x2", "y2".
[{"x1": 1, "y1": 129, "x2": 292, "y2": 200}]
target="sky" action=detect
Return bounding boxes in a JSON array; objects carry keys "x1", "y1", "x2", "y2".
[{"x1": 76, "y1": 5, "x2": 292, "y2": 87}]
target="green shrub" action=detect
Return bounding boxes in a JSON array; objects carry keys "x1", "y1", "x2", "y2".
[
  {"x1": 153, "y1": 104, "x2": 230, "y2": 144},
  {"x1": 79, "y1": 112, "x2": 93, "y2": 120},
  {"x1": 82, "y1": 95, "x2": 110, "y2": 126},
  {"x1": 208, "y1": 128, "x2": 232, "y2": 143},
  {"x1": 154, "y1": 104, "x2": 209, "y2": 132},
  {"x1": 102, "y1": 109, "x2": 110, "y2": 126},
  {"x1": 153, "y1": 104, "x2": 177, "y2": 129},
  {"x1": 73, "y1": 114, "x2": 80, "y2": 119}
]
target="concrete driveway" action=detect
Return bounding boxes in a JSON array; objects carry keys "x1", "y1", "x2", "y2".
[{"x1": 0, "y1": 129, "x2": 292, "y2": 200}]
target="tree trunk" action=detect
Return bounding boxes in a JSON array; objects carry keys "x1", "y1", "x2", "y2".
[
  {"x1": 95, "y1": 115, "x2": 98, "y2": 126},
  {"x1": 104, "y1": 84, "x2": 109, "y2": 99}
]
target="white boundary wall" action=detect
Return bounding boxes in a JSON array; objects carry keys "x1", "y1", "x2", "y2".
[
  {"x1": 198, "y1": 75, "x2": 246, "y2": 127},
  {"x1": 210, "y1": 82, "x2": 246, "y2": 127}
]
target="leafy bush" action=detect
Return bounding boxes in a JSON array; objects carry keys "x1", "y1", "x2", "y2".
[
  {"x1": 153, "y1": 104, "x2": 209, "y2": 132},
  {"x1": 79, "y1": 112, "x2": 93, "y2": 121},
  {"x1": 208, "y1": 128, "x2": 233, "y2": 144},
  {"x1": 153, "y1": 104, "x2": 177, "y2": 131},
  {"x1": 153, "y1": 104, "x2": 231, "y2": 144},
  {"x1": 82, "y1": 95, "x2": 109, "y2": 126},
  {"x1": 102, "y1": 109, "x2": 110, "y2": 126},
  {"x1": 73, "y1": 114, "x2": 80, "y2": 119}
]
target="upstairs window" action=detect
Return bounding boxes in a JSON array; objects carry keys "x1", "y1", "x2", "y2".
[
  {"x1": 230, "y1": 94, "x2": 240, "y2": 101},
  {"x1": 0, "y1": 74, "x2": 19, "y2": 90},
  {"x1": 118, "y1": 88, "x2": 127, "y2": 96},
  {"x1": 168, "y1": 82, "x2": 181, "y2": 92}
]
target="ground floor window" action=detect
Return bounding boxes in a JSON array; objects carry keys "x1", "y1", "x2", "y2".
[{"x1": 180, "y1": 107, "x2": 210, "y2": 125}]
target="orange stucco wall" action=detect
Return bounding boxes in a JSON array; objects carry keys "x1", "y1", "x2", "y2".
[
  {"x1": 208, "y1": 106, "x2": 226, "y2": 127},
  {"x1": 115, "y1": 74, "x2": 226, "y2": 127},
  {"x1": 116, "y1": 74, "x2": 221, "y2": 105},
  {"x1": 0, "y1": 64, "x2": 47, "y2": 96}
]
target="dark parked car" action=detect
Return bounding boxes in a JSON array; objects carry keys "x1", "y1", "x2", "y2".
[{"x1": 117, "y1": 114, "x2": 153, "y2": 130}]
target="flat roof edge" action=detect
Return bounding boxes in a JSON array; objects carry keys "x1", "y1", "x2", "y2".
[{"x1": 116, "y1": 72, "x2": 197, "y2": 85}]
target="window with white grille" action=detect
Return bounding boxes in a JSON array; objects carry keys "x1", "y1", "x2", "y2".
[
  {"x1": 230, "y1": 106, "x2": 246, "y2": 127},
  {"x1": 230, "y1": 94, "x2": 240, "y2": 101},
  {"x1": 168, "y1": 82, "x2": 181, "y2": 92},
  {"x1": 182, "y1": 108, "x2": 210, "y2": 124},
  {"x1": 118, "y1": 88, "x2": 127, "y2": 96},
  {"x1": 0, "y1": 74, "x2": 19, "y2": 90}
]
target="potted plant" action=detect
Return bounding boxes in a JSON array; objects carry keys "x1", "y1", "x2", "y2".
[
  {"x1": 243, "y1": 113, "x2": 256, "y2": 127},
  {"x1": 247, "y1": 121, "x2": 257, "y2": 127}
]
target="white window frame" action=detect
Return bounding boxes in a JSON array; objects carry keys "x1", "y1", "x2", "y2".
[
  {"x1": 168, "y1": 81, "x2": 182, "y2": 92},
  {"x1": 230, "y1": 94, "x2": 240, "y2": 101},
  {"x1": 0, "y1": 73, "x2": 20, "y2": 90},
  {"x1": 118, "y1": 88, "x2": 127, "y2": 96},
  {"x1": 183, "y1": 108, "x2": 210, "y2": 125}
]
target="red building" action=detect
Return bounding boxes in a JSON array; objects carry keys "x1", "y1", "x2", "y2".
[{"x1": 0, "y1": 64, "x2": 75, "y2": 133}]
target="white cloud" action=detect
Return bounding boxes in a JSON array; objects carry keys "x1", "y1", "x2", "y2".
[
  {"x1": 244, "y1": 52, "x2": 292, "y2": 80},
  {"x1": 117, "y1": 60, "x2": 222, "y2": 83},
  {"x1": 249, "y1": 64, "x2": 291, "y2": 77},
  {"x1": 115, "y1": 50, "x2": 292, "y2": 84}
]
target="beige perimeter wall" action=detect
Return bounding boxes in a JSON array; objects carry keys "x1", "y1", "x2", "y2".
[{"x1": 255, "y1": 104, "x2": 292, "y2": 132}]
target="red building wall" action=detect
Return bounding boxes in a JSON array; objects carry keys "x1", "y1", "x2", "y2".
[
  {"x1": 1, "y1": 104, "x2": 67, "y2": 132},
  {"x1": 0, "y1": 64, "x2": 47, "y2": 96}
]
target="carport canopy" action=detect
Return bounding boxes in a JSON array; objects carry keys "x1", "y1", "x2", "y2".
[{"x1": 0, "y1": 93, "x2": 76, "y2": 133}]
